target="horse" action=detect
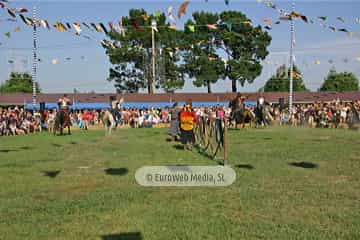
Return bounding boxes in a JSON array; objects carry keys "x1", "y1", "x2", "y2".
[
  {"x1": 53, "y1": 110, "x2": 71, "y2": 135},
  {"x1": 254, "y1": 104, "x2": 273, "y2": 128},
  {"x1": 101, "y1": 110, "x2": 117, "y2": 135}
]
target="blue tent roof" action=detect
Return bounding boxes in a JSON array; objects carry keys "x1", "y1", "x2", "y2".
[{"x1": 25, "y1": 101, "x2": 257, "y2": 110}]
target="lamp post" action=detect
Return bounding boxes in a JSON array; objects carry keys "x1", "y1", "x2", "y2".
[{"x1": 150, "y1": 19, "x2": 157, "y2": 94}]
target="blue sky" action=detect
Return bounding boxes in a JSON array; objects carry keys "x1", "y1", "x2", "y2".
[{"x1": 0, "y1": 0, "x2": 360, "y2": 93}]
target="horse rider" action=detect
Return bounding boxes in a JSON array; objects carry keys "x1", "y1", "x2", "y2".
[
  {"x1": 229, "y1": 93, "x2": 246, "y2": 128},
  {"x1": 255, "y1": 95, "x2": 265, "y2": 127},
  {"x1": 110, "y1": 98, "x2": 123, "y2": 126},
  {"x1": 57, "y1": 94, "x2": 72, "y2": 124},
  {"x1": 58, "y1": 94, "x2": 71, "y2": 111}
]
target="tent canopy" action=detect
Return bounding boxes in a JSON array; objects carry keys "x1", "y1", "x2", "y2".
[{"x1": 25, "y1": 101, "x2": 257, "y2": 110}]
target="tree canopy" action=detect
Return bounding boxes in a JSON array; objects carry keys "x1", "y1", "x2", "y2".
[
  {"x1": 319, "y1": 69, "x2": 359, "y2": 92},
  {"x1": 0, "y1": 72, "x2": 41, "y2": 93},
  {"x1": 103, "y1": 9, "x2": 272, "y2": 93},
  {"x1": 263, "y1": 64, "x2": 308, "y2": 92},
  {"x1": 105, "y1": 9, "x2": 184, "y2": 93}
]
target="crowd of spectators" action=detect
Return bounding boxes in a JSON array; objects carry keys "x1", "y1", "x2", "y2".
[{"x1": 1, "y1": 99, "x2": 359, "y2": 136}]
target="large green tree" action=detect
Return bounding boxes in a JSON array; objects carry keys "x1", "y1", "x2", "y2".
[
  {"x1": 319, "y1": 69, "x2": 359, "y2": 91},
  {"x1": 104, "y1": 9, "x2": 184, "y2": 93},
  {"x1": 0, "y1": 72, "x2": 41, "y2": 93},
  {"x1": 263, "y1": 64, "x2": 308, "y2": 92},
  {"x1": 182, "y1": 12, "x2": 225, "y2": 93},
  {"x1": 218, "y1": 11, "x2": 272, "y2": 92}
]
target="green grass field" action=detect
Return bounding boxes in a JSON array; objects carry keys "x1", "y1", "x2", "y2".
[{"x1": 0, "y1": 127, "x2": 359, "y2": 240}]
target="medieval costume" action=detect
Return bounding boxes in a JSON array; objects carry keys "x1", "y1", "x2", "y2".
[
  {"x1": 168, "y1": 102, "x2": 181, "y2": 141},
  {"x1": 179, "y1": 102, "x2": 197, "y2": 150}
]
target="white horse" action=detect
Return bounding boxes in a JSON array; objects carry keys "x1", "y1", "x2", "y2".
[{"x1": 102, "y1": 110, "x2": 117, "y2": 135}]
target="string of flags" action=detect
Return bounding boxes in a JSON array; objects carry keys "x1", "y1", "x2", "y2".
[{"x1": 255, "y1": 0, "x2": 360, "y2": 40}]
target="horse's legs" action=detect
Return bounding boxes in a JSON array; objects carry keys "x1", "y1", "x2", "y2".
[{"x1": 68, "y1": 125, "x2": 71, "y2": 135}]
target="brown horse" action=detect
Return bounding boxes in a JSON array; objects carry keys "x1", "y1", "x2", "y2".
[{"x1": 53, "y1": 110, "x2": 71, "y2": 135}]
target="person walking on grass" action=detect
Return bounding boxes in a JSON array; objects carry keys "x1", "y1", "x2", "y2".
[{"x1": 179, "y1": 101, "x2": 197, "y2": 150}]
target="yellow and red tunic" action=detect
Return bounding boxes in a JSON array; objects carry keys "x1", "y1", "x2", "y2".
[{"x1": 180, "y1": 110, "x2": 197, "y2": 131}]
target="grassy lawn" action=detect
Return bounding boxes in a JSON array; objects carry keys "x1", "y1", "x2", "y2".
[{"x1": 0, "y1": 127, "x2": 359, "y2": 240}]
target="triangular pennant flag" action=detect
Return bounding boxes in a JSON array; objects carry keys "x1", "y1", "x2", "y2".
[
  {"x1": 73, "y1": 22, "x2": 82, "y2": 35},
  {"x1": 19, "y1": 14, "x2": 33, "y2": 25},
  {"x1": 315, "y1": 60, "x2": 321, "y2": 65},
  {"x1": 300, "y1": 15, "x2": 308, "y2": 23},
  {"x1": 292, "y1": 70, "x2": 302, "y2": 78},
  {"x1": 52, "y1": 59, "x2": 58, "y2": 65},
  {"x1": 225, "y1": 0, "x2": 229, "y2": 5},
  {"x1": 275, "y1": 21, "x2": 281, "y2": 25},
  {"x1": 130, "y1": 18, "x2": 141, "y2": 31},
  {"x1": 329, "y1": 26, "x2": 337, "y2": 32},
  {"x1": 187, "y1": 24, "x2": 195, "y2": 32},
  {"x1": 168, "y1": 25, "x2": 177, "y2": 30},
  {"x1": 0, "y1": 2, "x2": 4, "y2": 8},
  {"x1": 338, "y1": 28, "x2": 349, "y2": 33},
  {"x1": 318, "y1": 16, "x2": 327, "y2": 21},
  {"x1": 5, "y1": 32, "x2": 11, "y2": 38},
  {"x1": 82, "y1": 22, "x2": 91, "y2": 29},
  {"x1": 119, "y1": 20, "x2": 125, "y2": 36},
  {"x1": 66, "y1": 22, "x2": 71, "y2": 29},
  {"x1": 53, "y1": 22, "x2": 67, "y2": 32},
  {"x1": 265, "y1": 26, "x2": 272, "y2": 30},
  {"x1": 142, "y1": 13, "x2": 149, "y2": 21},
  {"x1": 7, "y1": 8, "x2": 16, "y2": 18},
  {"x1": 207, "y1": 24, "x2": 217, "y2": 30},
  {"x1": 226, "y1": 22, "x2": 232, "y2": 31},
  {"x1": 356, "y1": 18, "x2": 360, "y2": 24},
  {"x1": 153, "y1": 11, "x2": 162, "y2": 19},
  {"x1": 93, "y1": 23, "x2": 103, "y2": 32},
  {"x1": 41, "y1": 20, "x2": 50, "y2": 29},
  {"x1": 177, "y1": 1, "x2": 190, "y2": 19},
  {"x1": 336, "y1": 17, "x2": 345, "y2": 23},
  {"x1": 263, "y1": 18, "x2": 272, "y2": 25},
  {"x1": 99, "y1": 23, "x2": 108, "y2": 34},
  {"x1": 18, "y1": 7, "x2": 28, "y2": 13},
  {"x1": 108, "y1": 22, "x2": 114, "y2": 32},
  {"x1": 13, "y1": 26, "x2": 20, "y2": 32}
]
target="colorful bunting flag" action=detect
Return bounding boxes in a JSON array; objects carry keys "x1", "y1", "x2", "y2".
[
  {"x1": 7, "y1": 8, "x2": 16, "y2": 18},
  {"x1": 53, "y1": 22, "x2": 67, "y2": 32},
  {"x1": 207, "y1": 24, "x2": 217, "y2": 30},
  {"x1": 177, "y1": 1, "x2": 190, "y2": 19},
  {"x1": 263, "y1": 18, "x2": 272, "y2": 25},
  {"x1": 168, "y1": 25, "x2": 177, "y2": 30},
  {"x1": 41, "y1": 20, "x2": 50, "y2": 30},
  {"x1": 187, "y1": 24, "x2": 195, "y2": 32},
  {"x1": 336, "y1": 17, "x2": 345, "y2": 23},
  {"x1": 73, "y1": 22, "x2": 82, "y2": 35},
  {"x1": 4, "y1": 31, "x2": 11, "y2": 38}
]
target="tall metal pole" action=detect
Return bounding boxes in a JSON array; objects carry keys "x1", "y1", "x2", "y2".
[
  {"x1": 289, "y1": 1, "x2": 295, "y2": 114},
  {"x1": 151, "y1": 20, "x2": 157, "y2": 94},
  {"x1": 32, "y1": 6, "x2": 38, "y2": 109}
]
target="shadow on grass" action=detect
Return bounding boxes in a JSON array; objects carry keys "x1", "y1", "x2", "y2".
[
  {"x1": 0, "y1": 149, "x2": 18, "y2": 153},
  {"x1": 173, "y1": 144, "x2": 184, "y2": 150},
  {"x1": 41, "y1": 170, "x2": 61, "y2": 178},
  {"x1": 69, "y1": 141, "x2": 78, "y2": 145},
  {"x1": 288, "y1": 162, "x2": 318, "y2": 169},
  {"x1": 51, "y1": 143, "x2": 62, "y2": 148},
  {"x1": 235, "y1": 164, "x2": 255, "y2": 170},
  {"x1": 19, "y1": 146, "x2": 34, "y2": 150},
  {"x1": 104, "y1": 168, "x2": 128, "y2": 176},
  {"x1": 101, "y1": 232, "x2": 142, "y2": 240}
]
